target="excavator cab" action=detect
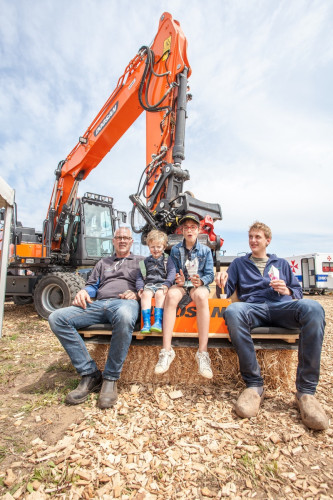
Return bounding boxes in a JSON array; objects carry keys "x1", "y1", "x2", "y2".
[{"x1": 69, "y1": 192, "x2": 119, "y2": 267}]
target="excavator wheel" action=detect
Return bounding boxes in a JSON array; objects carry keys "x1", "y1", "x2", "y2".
[
  {"x1": 33, "y1": 272, "x2": 86, "y2": 319},
  {"x1": 13, "y1": 296, "x2": 34, "y2": 306}
]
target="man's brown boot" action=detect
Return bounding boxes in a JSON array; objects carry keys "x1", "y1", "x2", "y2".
[
  {"x1": 296, "y1": 394, "x2": 329, "y2": 431},
  {"x1": 97, "y1": 380, "x2": 118, "y2": 409},
  {"x1": 235, "y1": 388, "x2": 265, "y2": 418},
  {"x1": 65, "y1": 371, "x2": 102, "y2": 405}
]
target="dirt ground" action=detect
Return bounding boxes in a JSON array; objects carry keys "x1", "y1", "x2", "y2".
[{"x1": 0, "y1": 296, "x2": 332, "y2": 499}]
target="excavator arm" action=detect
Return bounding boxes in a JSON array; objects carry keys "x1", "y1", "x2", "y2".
[{"x1": 45, "y1": 12, "x2": 222, "y2": 258}]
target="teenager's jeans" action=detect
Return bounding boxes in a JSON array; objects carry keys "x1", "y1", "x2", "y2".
[
  {"x1": 49, "y1": 299, "x2": 139, "y2": 380},
  {"x1": 223, "y1": 299, "x2": 325, "y2": 394}
]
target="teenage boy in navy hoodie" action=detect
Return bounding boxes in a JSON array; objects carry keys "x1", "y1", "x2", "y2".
[{"x1": 215, "y1": 221, "x2": 329, "y2": 431}]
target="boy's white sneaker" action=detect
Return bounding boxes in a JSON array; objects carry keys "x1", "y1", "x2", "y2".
[
  {"x1": 195, "y1": 350, "x2": 213, "y2": 379},
  {"x1": 154, "y1": 348, "x2": 175, "y2": 374}
]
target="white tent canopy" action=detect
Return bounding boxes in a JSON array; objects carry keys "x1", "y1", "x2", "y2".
[{"x1": 0, "y1": 176, "x2": 15, "y2": 337}]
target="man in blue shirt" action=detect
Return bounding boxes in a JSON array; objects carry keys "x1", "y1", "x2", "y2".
[{"x1": 215, "y1": 221, "x2": 329, "y2": 431}]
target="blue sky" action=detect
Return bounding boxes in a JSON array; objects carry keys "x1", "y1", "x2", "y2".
[{"x1": 1, "y1": 0, "x2": 332, "y2": 257}]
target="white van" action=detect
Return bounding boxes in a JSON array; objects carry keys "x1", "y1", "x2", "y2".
[{"x1": 285, "y1": 253, "x2": 333, "y2": 294}]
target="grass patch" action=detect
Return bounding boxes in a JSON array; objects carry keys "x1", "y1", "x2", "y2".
[
  {"x1": 28, "y1": 462, "x2": 80, "y2": 491},
  {"x1": 20, "y1": 378, "x2": 80, "y2": 412},
  {"x1": 238, "y1": 452, "x2": 257, "y2": 481},
  {"x1": 265, "y1": 460, "x2": 279, "y2": 477},
  {"x1": 0, "y1": 363, "x2": 22, "y2": 384},
  {"x1": 0, "y1": 446, "x2": 7, "y2": 463},
  {"x1": 46, "y1": 361, "x2": 74, "y2": 373},
  {"x1": 3, "y1": 436, "x2": 27, "y2": 456}
]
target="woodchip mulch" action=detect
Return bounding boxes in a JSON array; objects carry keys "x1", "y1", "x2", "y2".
[{"x1": 2, "y1": 296, "x2": 332, "y2": 499}]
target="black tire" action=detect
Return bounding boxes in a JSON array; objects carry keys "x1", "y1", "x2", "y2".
[
  {"x1": 33, "y1": 272, "x2": 86, "y2": 319},
  {"x1": 13, "y1": 296, "x2": 33, "y2": 306}
]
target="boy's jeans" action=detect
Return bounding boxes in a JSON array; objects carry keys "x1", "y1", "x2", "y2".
[
  {"x1": 49, "y1": 298, "x2": 139, "y2": 380},
  {"x1": 223, "y1": 299, "x2": 325, "y2": 393}
]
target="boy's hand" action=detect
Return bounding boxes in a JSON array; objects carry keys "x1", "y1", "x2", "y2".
[
  {"x1": 190, "y1": 274, "x2": 203, "y2": 288},
  {"x1": 162, "y1": 285, "x2": 168, "y2": 295},
  {"x1": 215, "y1": 271, "x2": 228, "y2": 288},
  {"x1": 73, "y1": 290, "x2": 92, "y2": 309},
  {"x1": 175, "y1": 269, "x2": 185, "y2": 287},
  {"x1": 137, "y1": 289, "x2": 143, "y2": 298},
  {"x1": 269, "y1": 279, "x2": 291, "y2": 295}
]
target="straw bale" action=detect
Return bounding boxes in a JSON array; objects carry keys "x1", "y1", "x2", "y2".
[{"x1": 90, "y1": 344, "x2": 297, "y2": 390}]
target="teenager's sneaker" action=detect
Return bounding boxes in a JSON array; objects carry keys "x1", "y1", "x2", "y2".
[
  {"x1": 154, "y1": 348, "x2": 175, "y2": 374},
  {"x1": 195, "y1": 350, "x2": 213, "y2": 379}
]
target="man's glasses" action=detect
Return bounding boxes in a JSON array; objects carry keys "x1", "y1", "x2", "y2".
[{"x1": 114, "y1": 236, "x2": 132, "y2": 241}]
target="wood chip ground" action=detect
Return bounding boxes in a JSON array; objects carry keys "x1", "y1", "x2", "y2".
[{"x1": 0, "y1": 296, "x2": 332, "y2": 499}]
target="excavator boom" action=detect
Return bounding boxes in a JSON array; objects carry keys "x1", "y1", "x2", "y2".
[{"x1": 47, "y1": 12, "x2": 208, "y2": 255}]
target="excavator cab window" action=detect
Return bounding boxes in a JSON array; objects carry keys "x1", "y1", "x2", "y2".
[{"x1": 83, "y1": 202, "x2": 114, "y2": 259}]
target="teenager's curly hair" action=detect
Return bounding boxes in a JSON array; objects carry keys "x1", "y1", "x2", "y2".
[{"x1": 249, "y1": 221, "x2": 272, "y2": 240}]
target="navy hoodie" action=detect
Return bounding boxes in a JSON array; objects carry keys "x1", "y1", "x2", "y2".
[{"x1": 226, "y1": 253, "x2": 302, "y2": 303}]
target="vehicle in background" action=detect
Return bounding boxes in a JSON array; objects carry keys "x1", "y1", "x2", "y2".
[
  {"x1": 2, "y1": 195, "x2": 127, "y2": 318},
  {"x1": 285, "y1": 253, "x2": 333, "y2": 294}
]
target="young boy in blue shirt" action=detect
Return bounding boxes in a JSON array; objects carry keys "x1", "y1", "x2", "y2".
[{"x1": 136, "y1": 230, "x2": 176, "y2": 333}]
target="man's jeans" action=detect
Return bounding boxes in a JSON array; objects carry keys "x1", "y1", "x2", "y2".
[
  {"x1": 49, "y1": 299, "x2": 139, "y2": 380},
  {"x1": 223, "y1": 299, "x2": 325, "y2": 394}
]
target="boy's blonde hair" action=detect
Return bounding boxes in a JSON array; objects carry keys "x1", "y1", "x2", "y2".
[
  {"x1": 146, "y1": 229, "x2": 168, "y2": 248},
  {"x1": 249, "y1": 221, "x2": 272, "y2": 240}
]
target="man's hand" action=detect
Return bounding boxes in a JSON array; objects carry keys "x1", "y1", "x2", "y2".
[
  {"x1": 119, "y1": 290, "x2": 137, "y2": 300},
  {"x1": 73, "y1": 289, "x2": 92, "y2": 309},
  {"x1": 190, "y1": 274, "x2": 203, "y2": 288},
  {"x1": 175, "y1": 269, "x2": 185, "y2": 287},
  {"x1": 162, "y1": 285, "x2": 168, "y2": 295},
  {"x1": 137, "y1": 289, "x2": 143, "y2": 299},
  {"x1": 270, "y1": 279, "x2": 291, "y2": 295},
  {"x1": 215, "y1": 271, "x2": 228, "y2": 289}
]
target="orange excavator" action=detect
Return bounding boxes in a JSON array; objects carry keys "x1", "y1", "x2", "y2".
[{"x1": 3, "y1": 12, "x2": 223, "y2": 320}]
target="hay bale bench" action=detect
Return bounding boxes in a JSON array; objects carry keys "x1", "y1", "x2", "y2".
[{"x1": 78, "y1": 298, "x2": 300, "y2": 389}]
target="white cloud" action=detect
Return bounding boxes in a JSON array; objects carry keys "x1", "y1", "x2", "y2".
[{"x1": 1, "y1": 0, "x2": 333, "y2": 255}]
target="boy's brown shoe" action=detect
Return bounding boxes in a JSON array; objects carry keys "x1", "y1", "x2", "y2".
[
  {"x1": 235, "y1": 388, "x2": 265, "y2": 418},
  {"x1": 296, "y1": 394, "x2": 329, "y2": 431}
]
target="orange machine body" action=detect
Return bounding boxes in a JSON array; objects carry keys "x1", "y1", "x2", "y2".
[
  {"x1": 143, "y1": 298, "x2": 231, "y2": 334},
  {"x1": 14, "y1": 243, "x2": 47, "y2": 259}
]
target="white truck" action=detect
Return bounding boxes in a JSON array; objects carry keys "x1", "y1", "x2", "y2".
[{"x1": 285, "y1": 253, "x2": 333, "y2": 294}]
